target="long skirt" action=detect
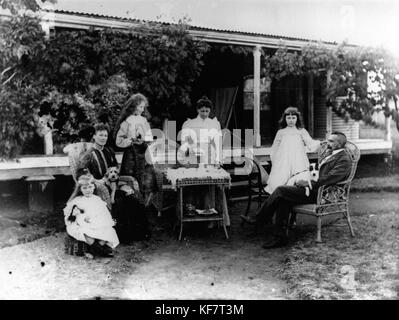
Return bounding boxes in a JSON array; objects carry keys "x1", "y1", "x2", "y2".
[
  {"x1": 112, "y1": 190, "x2": 151, "y2": 243},
  {"x1": 120, "y1": 144, "x2": 163, "y2": 210},
  {"x1": 120, "y1": 144, "x2": 154, "y2": 191}
]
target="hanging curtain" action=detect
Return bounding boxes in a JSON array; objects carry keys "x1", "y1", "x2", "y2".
[{"x1": 210, "y1": 87, "x2": 238, "y2": 129}]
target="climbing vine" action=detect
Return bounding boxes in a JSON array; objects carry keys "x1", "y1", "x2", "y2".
[
  {"x1": 262, "y1": 41, "x2": 399, "y2": 129},
  {"x1": 0, "y1": 14, "x2": 210, "y2": 158}
]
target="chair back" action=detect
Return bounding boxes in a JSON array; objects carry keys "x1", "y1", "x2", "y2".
[
  {"x1": 344, "y1": 140, "x2": 361, "y2": 182},
  {"x1": 317, "y1": 140, "x2": 360, "y2": 182},
  {"x1": 63, "y1": 142, "x2": 94, "y2": 182},
  {"x1": 250, "y1": 157, "x2": 269, "y2": 187}
]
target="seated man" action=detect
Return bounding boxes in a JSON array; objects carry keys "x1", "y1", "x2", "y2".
[{"x1": 242, "y1": 131, "x2": 352, "y2": 249}]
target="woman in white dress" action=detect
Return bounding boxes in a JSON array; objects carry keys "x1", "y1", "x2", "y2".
[
  {"x1": 64, "y1": 173, "x2": 119, "y2": 257},
  {"x1": 265, "y1": 106, "x2": 320, "y2": 194},
  {"x1": 178, "y1": 96, "x2": 226, "y2": 223},
  {"x1": 179, "y1": 96, "x2": 223, "y2": 166}
]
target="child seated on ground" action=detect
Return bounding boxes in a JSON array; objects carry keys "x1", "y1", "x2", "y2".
[{"x1": 64, "y1": 173, "x2": 119, "y2": 258}]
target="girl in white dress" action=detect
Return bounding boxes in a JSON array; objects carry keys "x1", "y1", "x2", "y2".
[
  {"x1": 265, "y1": 107, "x2": 320, "y2": 194},
  {"x1": 64, "y1": 173, "x2": 119, "y2": 257}
]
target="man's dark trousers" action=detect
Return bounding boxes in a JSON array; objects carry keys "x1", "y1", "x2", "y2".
[{"x1": 256, "y1": 185, "x2": 317, "y2": 233}]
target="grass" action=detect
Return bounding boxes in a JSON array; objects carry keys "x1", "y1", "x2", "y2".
[
  {"x1": 280, "y1": 212, "x2": 399, "y2": 300},
  {"x1": 351, "y1": 174, "x2": 399, "y2": 192}
]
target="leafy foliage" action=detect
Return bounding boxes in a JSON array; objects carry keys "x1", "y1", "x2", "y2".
[
  {"x1": 2, "y1": 8, "x2": 398, "y2": 158},
  {"x1": 263, "y1": 41, "x2": 399, "y2": 129},
  {"x1": 0, "y1": 14, "x2": 46, "y2": 85},
  {"x1": 0, "y1": 0, "x2": 56, "y2": 15},
  {"x1": 0, "y1": 83, "x2": 44, "y2": 157},
  {"x1": 0, "y1": 15, "x2": 47, "y2": 158},
  {"x1": 38, "y1": 22, "x2": 209, "y2": 133},
  {"x1": 0, "y1": 14, "x2": 209, "y2": 158}
]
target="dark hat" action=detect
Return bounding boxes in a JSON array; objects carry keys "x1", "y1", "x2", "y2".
[{"x1": 196, "y1": 96, "x2": 213, "y2": 109}]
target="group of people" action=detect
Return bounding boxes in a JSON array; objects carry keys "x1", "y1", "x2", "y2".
[
  {"x1": 242, "y1": 107, "x2": 352, "y2": 249},
  {"x1": 64, "y1": 94, "x2": 225, "y2": 258},
  {"x1": 64, "y1": 93, "x2": 157, "y2": 258},
  {"x1": 64, "y1": 90, "x2": 353, "y2": 256}
]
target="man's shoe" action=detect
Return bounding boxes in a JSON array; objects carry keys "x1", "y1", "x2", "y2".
[
  {"x1": 240, "y1": 215, "x2": 256, "y2": 225},
  {"x1": 89, "y1": 241, "x2": 103, "y2": 256},
  {"x1": 262, "y1": 235, "x2": 288, "y2": 249},
  {"x1": 102, "y1": 246, "x2": 115, "y2": 257}
]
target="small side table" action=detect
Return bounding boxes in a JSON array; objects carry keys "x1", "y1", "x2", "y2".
[{"x1": 175, "y1": 178, "x2": 230, "y2": 241}]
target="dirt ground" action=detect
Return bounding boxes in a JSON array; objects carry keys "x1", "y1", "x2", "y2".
[
  {"x1": 0, "y1": 191, "x2": 398, "y2": 300},
  {"x1": 0, "y1": 198, "x2": 288, "y2": 300}
]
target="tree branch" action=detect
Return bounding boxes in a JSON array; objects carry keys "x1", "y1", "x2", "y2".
[
  {"x1": 1, "y1": 72, "x2": 17, "y2": 86},
  {"x1": 1, "y1": 65, "x2": 16, "y2": 78}
]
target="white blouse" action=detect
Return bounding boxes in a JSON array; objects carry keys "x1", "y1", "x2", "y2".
[
  {"x1": 181, "y1": 115, "x2": 222, "y2": 145},
  {"x1": 180, "y1": 115, "x2": 222, "y2": 163}
]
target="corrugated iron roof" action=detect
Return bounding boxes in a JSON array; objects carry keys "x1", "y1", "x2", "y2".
[{"x1": 51, "y1": 9, "x2": 338, "y2": 45}]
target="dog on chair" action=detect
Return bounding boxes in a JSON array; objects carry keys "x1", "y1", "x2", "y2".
[{"x1": 103, "y1": 166, "x2": 120, "y2": 204}]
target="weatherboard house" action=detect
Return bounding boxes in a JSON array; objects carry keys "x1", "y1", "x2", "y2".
[{"x1": 0, "y1": 9, "x2": 392, "y2": 197}]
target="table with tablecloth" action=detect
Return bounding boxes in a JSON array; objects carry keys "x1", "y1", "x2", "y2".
[{"x1": 164, "y1": 166, "x2": 231, "y2": 240}]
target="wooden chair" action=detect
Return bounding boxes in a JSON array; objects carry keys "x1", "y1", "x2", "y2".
[
  {"x1": 237, "y1": 157, "x2": 270, "y2": 225},
  {"x1": 63, "y1": 142, "x2": 131, "y2": 255},
  {"x1": 290, "y1": 140, "x2": 360, "y2": 243},
  {"x1": 63, "y1": 142, "x2": 94, "y2": 183},
  {"x1": 64, "y1": 142, "x2": 140, "y2": 199}
]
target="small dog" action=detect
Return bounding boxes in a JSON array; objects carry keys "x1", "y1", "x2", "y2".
[
  {"x1": 103, "y1": 166, "x2": 120, "y2": 204},
  {"x1": 286, "y1": 163, "x2": 319, "y2": 197},
  {"x1": 309, "y1": 162, "x2": 319, "y2": 181}
]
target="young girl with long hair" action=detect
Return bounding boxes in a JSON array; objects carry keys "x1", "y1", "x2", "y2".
[
  {"x1": 115, "y1": 93, "x2": 158, "y2": 207},
  {"x1": 265, "y1": 106, "x2": 320, "y2": 194}
]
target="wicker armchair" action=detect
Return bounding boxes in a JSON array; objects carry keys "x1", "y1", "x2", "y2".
[
  {"x1": 63, "y1": 142, "x2": 132, "y2": 256},
  {"x1": 63, "y1": 142, "x2": 102, "y2": 256},
  {"x1": 63, "y1": 142, "x2": 94, "y2": 182},
  {"x1": 290, "y1": 140, "x2": 360, "y2": 243}
]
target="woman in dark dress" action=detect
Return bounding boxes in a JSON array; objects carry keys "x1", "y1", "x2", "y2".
[
  {"x1": 78, "y1": 123, "x2": 118, "y2": 181},
  {"x1": 78, "y1": 123, "x2": 151, "y2": 242}
]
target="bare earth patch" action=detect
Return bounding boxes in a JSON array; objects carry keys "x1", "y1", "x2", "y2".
[{"x1": 0, "y1": 231, "x2": 287, "y2": 300}]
